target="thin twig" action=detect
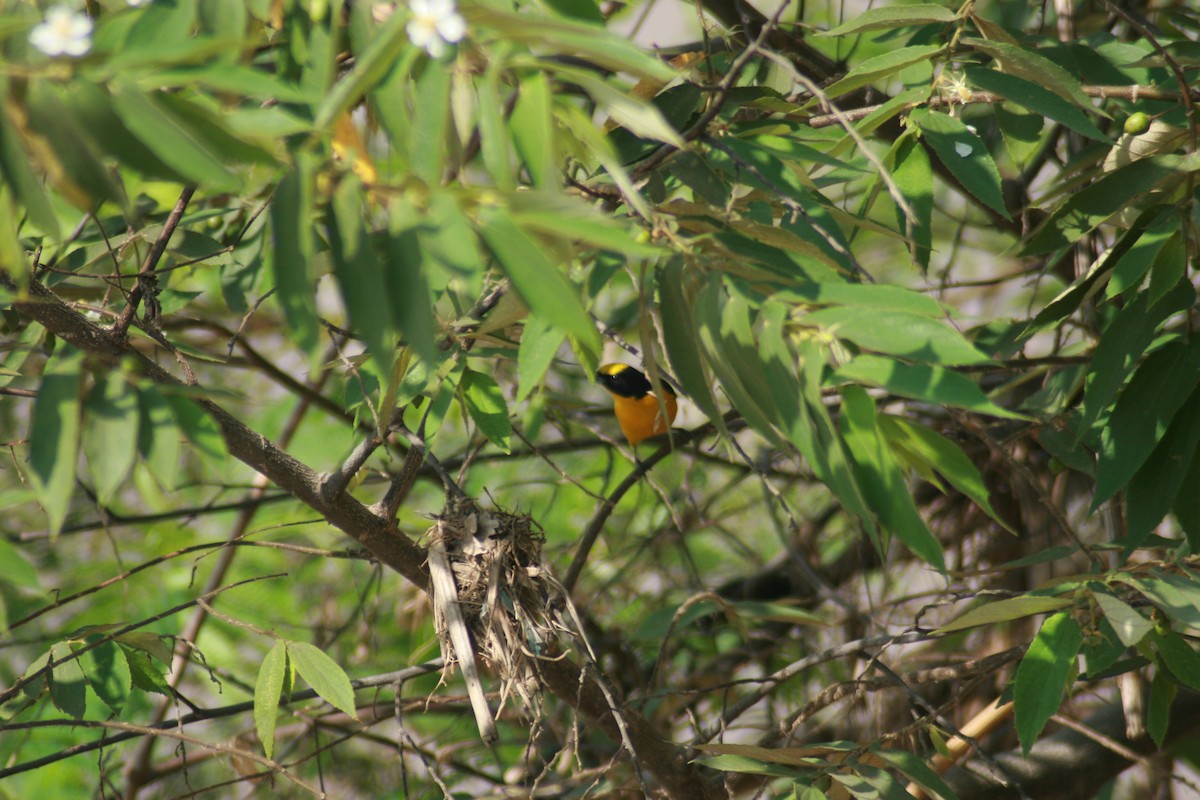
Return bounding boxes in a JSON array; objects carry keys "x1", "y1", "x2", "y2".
[{"x1": 111, "y1": 186, "x2": 197, "y2": 337}]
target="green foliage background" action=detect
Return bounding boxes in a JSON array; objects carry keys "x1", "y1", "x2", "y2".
[{"x1": 2, "y1": 0, "x2": 1200, "y2": 798}]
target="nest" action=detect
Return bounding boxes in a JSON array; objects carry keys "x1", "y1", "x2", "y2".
[{"x1": 426, "y1": 498, "x2": 566, "y2": 741}]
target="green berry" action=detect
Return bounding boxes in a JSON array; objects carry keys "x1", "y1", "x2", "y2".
[{"x1": 1124, "y1": 112, "x2": 1151, "y2": 135}]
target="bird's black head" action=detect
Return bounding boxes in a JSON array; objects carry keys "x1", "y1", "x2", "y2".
[{"x1": 596, "y1": 364, "x2": 671, "y2": 399}]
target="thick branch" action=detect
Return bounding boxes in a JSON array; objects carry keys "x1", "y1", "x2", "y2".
[{"x1": 4, "y1": 275, "x2": 430, "y2": 592}]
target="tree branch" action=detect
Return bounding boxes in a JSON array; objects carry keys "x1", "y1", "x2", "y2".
[{"x1": 3, "y1": 273, "x2": 431, "y2": 592}]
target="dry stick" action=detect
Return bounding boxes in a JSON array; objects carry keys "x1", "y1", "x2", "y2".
[{"x1": 427, "y1": 531, "x2": 498, "y2": 745}]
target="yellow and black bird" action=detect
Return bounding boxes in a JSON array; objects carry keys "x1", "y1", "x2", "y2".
[{"x1": 596, "y1": 363, "x2": 678, "y2": 447}]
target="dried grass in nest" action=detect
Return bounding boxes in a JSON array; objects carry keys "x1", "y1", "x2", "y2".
[{"x1": 427, "y1": 499, "x2": 568, "y2": 740}]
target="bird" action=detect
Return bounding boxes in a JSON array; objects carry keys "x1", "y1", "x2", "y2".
[{"x1": 596, "y1": 363, "x2": 678, "y2": 447}]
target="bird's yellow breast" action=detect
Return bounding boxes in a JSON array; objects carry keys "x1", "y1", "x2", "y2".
[{"x1": 610, "y1": 391, "x2": 678, "y2": 446}]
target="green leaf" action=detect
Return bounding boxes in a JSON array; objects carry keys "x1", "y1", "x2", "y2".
[
  {"x1": 328, "y1": 176, "x2": 394, "y2": 372},
  {"x1": 385, "y1": 202, "x2": 439, "y2": 367},
  {"x1": 1013, "y1": 611, "x2": 1083, "y2": 754},
  {"x1": 1147, "y1": 667, "x2": 1175, "y2": 748},
  {"x1": 555, "y1": 101, "x2": 651, "y2": 219},
  {"x1": 49, "y1": 642, "x2": 88, "y2": 719},
  {"x1": 197, "y1": 0, "x2": 249, "y2": 42},
  {"x1": 710, "y1": 139, "x2": 853, "y2": 272},
  {"x1": 0, "y1": 92, "x2": 60, "y2": 238},
  {"x1": 835, "y1": 758, "x2": 921, "y2": 800},
  {"x1": 823, "y1": 45, "x2": 946, "y2": 101},
  {"x1": 517, "y1": 315, "x2": 564, "y2": 404},
  {"x1": 0, "y1": 185, "x2": 28, "y2": 289},
  {"x1": 115, "y1": 631, "x2": 174, "y2": 665},
  {"x1": 1081, "y1": 617, "x2": 1126, "y2": 678},
  {"x1": 965, "y1": 67, "x2": 1108, "y2": 142},
  {"x1": 83, "y1": 372, "x2": 139, "y2": 505},
  {"x1": 1125, "y1": 383, "x2": 1200, "y2": 550},
  {"x1": 875, "y1": 748, "x2": 961, "y2": 800},
  {"x1": 1023, "y1": 155, "x2": 1198, "y2": 255},
  {"x1": 552, "y1": 66, "x2": 683, "y2": 148},
  {"x1": 542, "y1": 0, "x2": 604, "y2": 24},
  {"x1": 478, "y1": 60, "x2": 516, "y2": 192},
  {"x1": 1080, "y1": 279, "x2": 1193, "y2": 433},
  {"x1": 799, "y1": 306, "x2": 991, "y2": 365},
  {"x1": 913, "y1": 109, "x2": 1008, "y2": 217},
  {"x1": 68, "y1": 81, "x2": 190, "y2": 186},
  {"x1": 935, "y1": 595, "x2": 1072, "y2": 635},
  {"x1": 835, "y1": 355, "x2": 1023, "y2": 419},
  {"x1": 255, "y1": 641, "x2": 287, "y2": 759},
  {"x1": 28, "y1": 347, "x2": 83, "y2": 536},
  {"x1": 108, "y1": 80, "x2": 241, "y2": 191},
  {"x1": 123, "y1": 645, "x2": 171, "y2": 697},
  {"x1": 1107, "y1": 211, "x2": 1176, "y2": 297},
  {"x1": 788, "y1": 337, "x2": 877, "y2": 535},
  {"x1": 964, "y1": 38, "x2": 1096, "y2": 110},
  {"x1": 1092, "y1": 591, "x2": 1152, "y2": 647},
  {"x1": 478, "y1": 207, "x2": 600, "y2": 358},
  {"x1": 694, "y1": 279, "x2": 779, "y2": 444},
  {"x1": 165, "y1": 393, "x2": 228, "y2": 464},
  {"x1": 1174, "y1": 447, "x2": 1200, "y2": 552},
  {"x1": 286, "y1": 642, "x2": 357, "y2": 719},
  {"x1": 467, "y1": 7, "x2": 677, "y2": 82},
  {"x1": 878, "y1": 415, "x2": 1012, "y2": 531},
  {"x1": 24, "y1": 79, "x2": 125, "y2": 211},
  {"x1": 669, "y1": 149, "x2": 729, "y2": 207},
  {"x1": 411, "y1": 61, "x2": 452, "y2": 184},
  {"x1": 692, "y1": 754, "x2": 805, "y2": 778},
  {"x1": 840, "y1": 386, "x2": 944, "y2": 570},
  {"x1": 314, "y1": 6, "x2": 409, "y2": 130},
  {"x1": 1123, "y1": 572, "x2": 1200, "y2": 631},
  {"x1": 270, "y1": 154, "x2": 319, "y2": 353},
  {"x1": 79, "y1": 641, "x2": 131, "y2": 715},
  {"x1": 1093, "y1": 338, "x2": 1200, "y2": 510},
  {"x1": 0, "y1": 536, "x2": 38, "y2": 590},
  {"x1": 776, "y1": 282, "x2": 945, "y2": 318},
  {"x1": 1152, "y1": 630, "x2": 1200, "y2": 692},
  {"x1": 137, "y1": 384, "x2": 181, "y2": 492},
  {"x1": 1146, "y1": 231, "x2": 1186, "y2": 307},
  {"x1": 510, "y1": 71, "x2": 555, "y2": 190},
  {"x1": 818, "y1": 4, "x2": 958, "y2": 36},
  {"x1": 461, "y1": 368, "x2": 512, "y2": 452},
  {"x1": 659, "y1": 260, "x2": 722, "y2": 426},
  {"x1": 892, "y1": 134, "x2": 933, "y2": 270},
  {"x1": 509, "y1": 195, "x2": 661, "y2": 257}
]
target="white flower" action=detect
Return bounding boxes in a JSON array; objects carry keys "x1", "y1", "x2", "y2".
[
  {"x1": 406, "y1": 0, "x2": 465, "y2": 58},
  {"x1": 29, "y1": 6, "x2": 93, "y2": 57}
]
